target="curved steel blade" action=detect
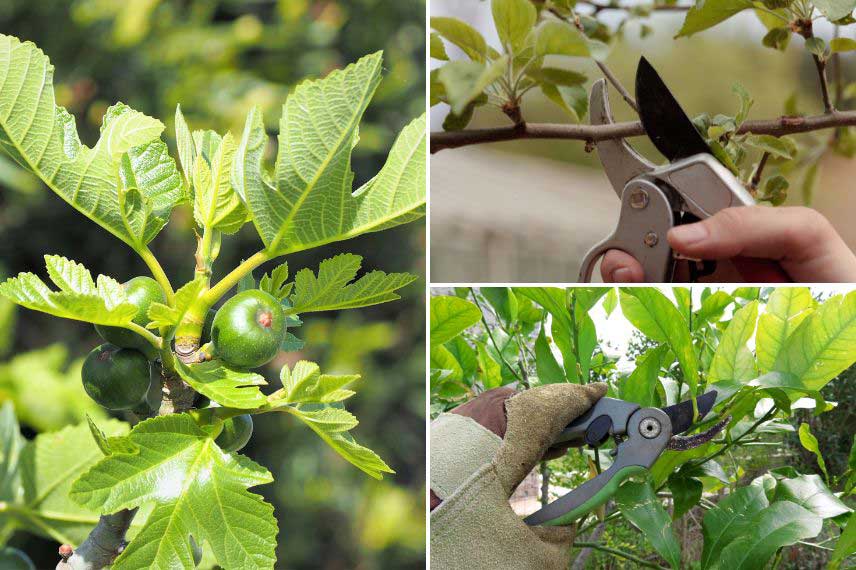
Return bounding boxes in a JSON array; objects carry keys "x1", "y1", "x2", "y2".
[
  {"x1": 660, "y1": 390, "x2": 717, "y2": 435},
  {"x1": 635, "y1": 57, "x2": 712, "y2": 161},
  {"x1": 589, "y1": 78, "x2": 655, "y2": 197}
]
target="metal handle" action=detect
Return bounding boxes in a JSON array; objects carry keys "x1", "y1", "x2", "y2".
[{"x1": 578, "y1": 179, "x2": 677, "y2": 283}]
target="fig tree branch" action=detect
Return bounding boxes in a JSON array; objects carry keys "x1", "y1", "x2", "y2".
[
  {"x1": 430, "y1": 110, "x2": 856, "y2": 153},
  {"x1": 56, "y1": 509, "x2": 137, "y2": 570}
]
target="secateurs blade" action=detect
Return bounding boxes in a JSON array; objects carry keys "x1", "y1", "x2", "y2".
[
  {"x1": 578, "y1": 57, "x2": 761, "y2": 283},
  {"x1": 523, "y1": 391, "x2": 727, "y2": 526}
]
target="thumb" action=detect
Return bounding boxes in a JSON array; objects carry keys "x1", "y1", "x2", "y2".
[
  {"x1": 667, "y1": 206, "x2": 856, "y2": 282},
  {"x1": 492, "y1": 383, "x2": 606, "y2": 495}
]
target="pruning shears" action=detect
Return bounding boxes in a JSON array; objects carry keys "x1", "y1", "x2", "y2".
[
  {"x1": 524, "y1": 390, "x2": 727, "y2": 526},
  {"x1": 578, "y1": 57, "x2": 764, "y2": 283}
]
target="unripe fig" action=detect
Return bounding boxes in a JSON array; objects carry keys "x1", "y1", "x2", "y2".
[
  {"x1": 215, "y1": 414, "x2": 253, "y2": 452},
  {"x1": 211, "y1": 290, "x2": 285, "y2": 368},
  {"x1": 190, "y1": 535, "x2": 203, "y2": 567},
  {"x1": 82, "y1": 344, "x2": 150, "y2": 411},
  {"x1": 95, "y1": 276, "x2": 165, "y2": 351}
]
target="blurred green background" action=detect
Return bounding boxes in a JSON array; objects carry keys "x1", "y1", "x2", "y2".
[{"x1": 0, "y1": 0, "x2": 426, "y2": 568}]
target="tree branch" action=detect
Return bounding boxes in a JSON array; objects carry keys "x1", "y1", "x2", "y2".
[
  {"x1": 572, "y1": 541, "x2": 668, "y2": 569},
  {"x1": 430, "y1": 111, "x2": 856, "y2": 153},
  {"x1": 57, "y1": 510, "x2": 137, "y2": 570}
]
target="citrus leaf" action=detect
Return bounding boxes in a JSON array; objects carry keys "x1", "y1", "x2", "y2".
[
  {"x1": 70, "y1": 414, "x2": 277, "y2": 570},
  {"x1": 0, "y1": 36, "x2": 181, "y2": 252},
  {"x1": 615, "y1": 480, "x2": 681, "y2": 569},
  {"x1": 620, "y1": 288, "x2": 699, "y2": 393},
  {"x1": 797, "y1": 424, "x2": 830, "y2": 483},
  {"x1": 534, "y1": 325, "x2": 564, "y2": 383},
  {"x1": 774, "y1": 473, "x2": 850, "y2": 518},
  {"x1": 0, "y1": 255, "x2": 137, "y2": 327},
  {"x1": 288, "y1": 253, "x2": 416, "y2": 315},
  {"x1": 430, "y1": 295, "x2": 481, "y2": 345},
  {"x1": 476, "y1": 342, "x2": 502, "y2": 389},
  {"x1": 277, "y1": 360, "x2": 358, "y2": 404},
  {"x1": 701, "y1": 485, "x2": 769, "y2": 570},
  {"x1": 756, "y1": 287, "x2": 812, "y2": 374},
  {"x1": 234, "y1": 54, "x2": 425, "y2": 256},
  {"x1": 174, "y1": 360, "x2": 267, "y2": 409},
  {"x1": 708, "y1": 300, "x2": 758, "y2": 384},
  {"x1": 717, "y1": 501, "x2": 823, "y2": 570},
  {"x1": 621, "y1": 345, "x2": 669, "y2": 407},
  {"x1": 829, "y1": 513, "x2": 856, "y2": 569},
  {"x1": 773, "y1": 290, "x2": 856, "y2": 390},
  {"x1": 430, "y1": 344, "x2": 463, "y2": 382}
]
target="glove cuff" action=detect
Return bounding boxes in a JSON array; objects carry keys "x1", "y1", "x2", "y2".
[{"x1": 430, "y1": 413, "x2": 502, "y2": 500}]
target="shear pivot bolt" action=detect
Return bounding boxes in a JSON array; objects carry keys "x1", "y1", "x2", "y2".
[
  {"x1": 639, "y1": 417, "x2": 661, "y2": 439},
  {"x1": 630, "y1": 189, "x2": 649, "y2": 209},
  {"x1": 644, "y1": 232, "x2": 659, "y2": 247}
]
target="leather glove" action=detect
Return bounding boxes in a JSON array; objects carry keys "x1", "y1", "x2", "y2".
[{"x1": 430, "y1": 382, "x2": 607, "y2": 570}]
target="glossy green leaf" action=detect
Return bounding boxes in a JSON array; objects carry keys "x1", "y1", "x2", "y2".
[
  {"x1": 430, "y1": 345, "x2": 463, "y2": 382},
  {"x1": 621, "y1": 288, "x2": 698, "y2": 393},
  {"x1": 446, "y1": 336, "x2": 477, "y2": 380},
  {"x1": 774, "y1": 474, "x2": 850, "y2": 519},
  {"x1": 534, "y1": 325, "x2": 564, "y2": 383},
  {"x1": 174, "y1": 104, "x2": 195, "y2": 188},
  {"x1": 70, "y1": 414, "x2": 277, "y2": 569},
  {"x1": 829, "y1": 513, "x2": 856, "y2": 569},
  {"x1": 0, "y1": 35, "x2": 182, "y2": 252},
  {"x1": 492, "y1": 0, "x2": 536, "y2": 51},
  {"x1": 233, "y1": 54, "x2": 425, "y2": 256},
  {"x1": 481, "y1": 287, "x2": 518, "y2": 324},
  {"x1": 430, "y1": 17, "x2": 491, "y2": 62},
  {"x1": 694, "y1": 291, "x2": 733, "y2": 328},
  {"x1": 602, "y1": 288, "x2": 618, "y2": 316},
  {"x1": 756, "y1": 287, "x2": 812, "y2": 374},
  {"x1": 438, "y1": 57, "x2": 507, "y2": 115},
  {"x1": 615, "y1": 480, "x2": 681, "y2": 569},
  {"x1": 477, "y1": 343, "x2": 502, "y2": 388},
  {"x1": 430, "y1": 295, "x2": 482, "y2": 345},
  {"x1": 676, "y1": 0, "x2": 754, "y2": 38},
  {"x1": 708, "y1": 300, "x2": 758, "y2": 384},
  {"x1": 668, "y1": 473, "x2": 703, "y2": 519},
  {"x1": 288, "y1": 254, "x2": 416, "y2": 315},
  {"x1": 0, "y1": 255, "x2": 137, "y2": 327},
  {"x1": 175, "y1": 360, "x2": 268, "y2": 409},
  {"x1": 621, "y1": 345, "x2": 669, "y2": 407},
  {"x1": 717, "y1": 501, "x2": 823, "y2": 570},
  {"x1": 701, "y1": 485, "x2": 769, "y2": 570},
  {"x1": 798, "y1": 424, "x2": 829, "y2": 482},
  {"x1": 774, "y1": 290, "x2": 856, "y2": 390}
]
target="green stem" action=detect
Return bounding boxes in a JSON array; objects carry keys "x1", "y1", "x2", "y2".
[
  {"x1": 202, "y1": 250, "x2": 272, "y2": 307},
  {"x1": 572, "y1": 541, "x2": 667, "y2": 569},
  {"x1": 125, "y1": 323, "x2": 163, "y2": 350},
  {"x1": 139, "y1": 246, "x2": 175, "y2": 305},
  {"x1": 469, "y1": 288, "x2": 526, "y2": 386}
]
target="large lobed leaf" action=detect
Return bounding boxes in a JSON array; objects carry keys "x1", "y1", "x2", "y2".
[
  {"x1": 70, "y1": 414, "x2": 277, "y2": 570},
  {"x1": 234, "y1": 53, "x2": 425, "y2": 256},
  {"x1": 0, "y1": 35, "x2": 182, "y2": 251},
  {"x1": 265, "y1": 362, "x2": 393, "y2": 480},
  {"x1": 0, "y1": 255, "x2": 137, "y2": 327},
  {"x1": 288, "y1": 254, "x2": 417, "y2": 315},
  {"x1": 174, "y1": 359, "x2": 268, "y2": 410}
]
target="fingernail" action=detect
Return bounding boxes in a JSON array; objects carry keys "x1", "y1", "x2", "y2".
[
  {"x1": 669, "y1": 223, "x2": 709, "y2": 245},
  {"x1": 611, "y1": 267, "x2": 634, "y2": 282}
]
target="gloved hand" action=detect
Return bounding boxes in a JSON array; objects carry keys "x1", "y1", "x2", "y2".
[{"x1": 430, "y1": 382, "x2": 607, "y2": 570}]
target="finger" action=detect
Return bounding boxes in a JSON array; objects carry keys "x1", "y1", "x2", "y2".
[
  {"x1": 600, "y1": 250, "x2": 645, "y2": 283},
  {"x1": 667, "y1": 206, "x2": 856, "y2": 282}
]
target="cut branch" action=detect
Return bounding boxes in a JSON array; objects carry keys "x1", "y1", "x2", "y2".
[{"x1": 430, "y1": 111, "x2": 856, "y2": 153}]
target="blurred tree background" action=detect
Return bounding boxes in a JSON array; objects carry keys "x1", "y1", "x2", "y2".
[{"x1": 0, "y1": 0, "x2": 426, "y2": 568}]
